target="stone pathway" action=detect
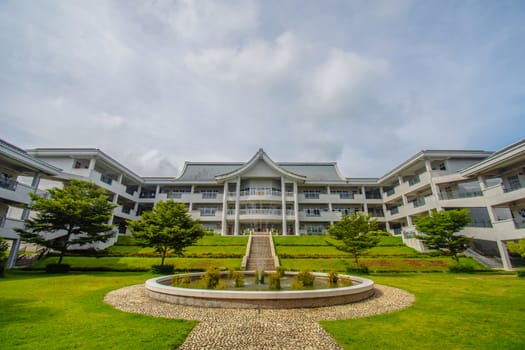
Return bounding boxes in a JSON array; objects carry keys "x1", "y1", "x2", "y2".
[{"x1": 105, "y1": 284, "x2": 415, "y2": 349}]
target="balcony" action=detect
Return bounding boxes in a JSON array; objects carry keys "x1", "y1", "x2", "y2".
[
  {"x1": 438, "y1": 190, "x2": 483, "y2": 200},
  {"x1": 438, "y1": 189, "x2": 484, "y2": 208},
  {"x1": 412, "y1": 197, "x2": 426, "y2": 208},
  {"x1": 0, "y1": 217, "x2": 25, "y2": 239},
  {"x1": 100, "y1": 174, "x2": 113, "y2": 185},
  {"x1": 389, "y1": 207, "x2": 399, "y2": 215},
  {"x1": 0, "y1": 180, "x2": 34, "y2": 205}
]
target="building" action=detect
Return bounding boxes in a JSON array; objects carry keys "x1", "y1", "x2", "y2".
[
  {"x1": 1, "y1": 138, "x2": 524, "y2": 269},
  {"x1": 0, "y1": 140, "x2": 60, "y2": 268}
]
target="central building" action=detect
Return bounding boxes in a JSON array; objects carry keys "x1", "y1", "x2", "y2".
[{"x1": 156, "y1": 148, "x2": 384, "y2": 236}]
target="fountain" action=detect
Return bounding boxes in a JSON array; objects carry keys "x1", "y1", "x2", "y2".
[{"x1": 145, "y1": 270, "x2": 375, "y2": 309}]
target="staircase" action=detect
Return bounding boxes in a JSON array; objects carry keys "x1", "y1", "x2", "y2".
[{"x1": 244, "y1": 232, "x2": 277, "y2": 271}]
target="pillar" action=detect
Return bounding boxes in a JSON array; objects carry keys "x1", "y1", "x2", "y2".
[
  {"x1": 234, "y1": 177, "x2": 241, "y2": 236},
  {"x1": 497, "y1": 240, "x2": 513, "y2": 270},
  {"x1": 293, "y1": 182, "x2": 299, "y2": 235},
  {"x1": 221, "y1": 182, "x2": 228, "y2": 236},
  {"x1": 281, "y1": 177, "x2": 286, "y2": 235}
]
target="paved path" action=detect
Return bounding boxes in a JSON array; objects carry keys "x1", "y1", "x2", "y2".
[{"x1": 105, "y1": 284, "x2": 415, "y2": 349}]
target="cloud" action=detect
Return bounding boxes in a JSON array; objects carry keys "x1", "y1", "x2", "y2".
[{"x1": 1, "y1": 0, "x2": 523, "y2": 179}]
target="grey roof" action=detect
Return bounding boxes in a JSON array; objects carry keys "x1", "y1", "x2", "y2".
[
  {"x1": 279, "y1": 163, "x2": 345, "y2": 181},
  {"x1": 177, "y1": 163, "x2": 244, "y2": 181},
  {"x1": 175, "y1": 162, "x2": 346, "y2": 182}
]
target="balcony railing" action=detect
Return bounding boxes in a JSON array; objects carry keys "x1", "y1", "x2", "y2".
[
  {"x1": 240, "y1": 188, "x2": 281, "y2": 197},
  {"x1": 366, "y1": 193, "x2": 382, "y2": 199},
  {"x1": 438, "y1": 190, "x2": 483, "y2": 200},
  {"x1": 503, "y1": 182, "x2": 524, "y2": 193},
  {"x1": 201, "y1": 192, "x2": 218, "y2": 199},
  {"x1": 168, "y1": 192, "x2": 183, "y2": 198},
  {"x1": 121, "y1": 207, "x2": 132, "y2": 214},
  {"x1": 385, "y1": 188, "x2": 395, "y2": 196},
  {"x1": 337, "y1": 192, "x2": 353, "y2": 199},
  {"x1": 303, "y1": 192, "x2": 320, "y2": 199},
  {"x1": 389, "y1": 207, "x2": 399, "y2": 215},
  {"x1": 0, "y1": 178, "x2": 18, "y2": 191},
  {"x1": 392, "y1": 227, "x2": 402, "y2": 235},
  {"x1": 408, "y1": 175, "x2": 421, "y2": 186},
  {"x1": 139, "y1": 192, "x2": 156, "y2": 199},
  {"x1": 239, "y1": 209, "x2": 282, "y2": 216}
]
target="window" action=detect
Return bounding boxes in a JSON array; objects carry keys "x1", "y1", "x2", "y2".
[
  {"x1": 201, "y1": 190, "x2": 218, "y2": 199},
  {"x1": 304, "y1": 191, "x2": 320, "y2": 199},
  {"x1": 200, "y1": 208, "x2": 217, "y2": 216},
  {"x1": 508, "y1": 175, "x2": 522, "y2": 191},
  {"x1": 305, "y1": 208, "x2": 321, "y2": 216}
]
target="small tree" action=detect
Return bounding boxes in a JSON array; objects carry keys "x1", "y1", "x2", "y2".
[
  {"x1": 128, "y1": 200, "x2": 205, "y2": 265},
  {"x1": 328, "y1": 212, "x2": 384, "y2": 264},
  {"x1": 15, "y1": 180, "x2": 116, "y2": 264},
  {"x1": 507, "y1": 239, "x2": 525, "y2": 258},
  {"x1": 0, "y1": 238, "x2": 8, "y2": 277},
  {"x1": 414, "y1": 209, "x2": 471, "y2": 262}
]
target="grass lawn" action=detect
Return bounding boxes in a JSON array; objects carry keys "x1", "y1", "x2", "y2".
[
  {"x1": 322, "y1": 273, "x2": 525, "y2": 350},
  {"x1": 0, "y1": 271, "x2": 196, "y2": 349}
]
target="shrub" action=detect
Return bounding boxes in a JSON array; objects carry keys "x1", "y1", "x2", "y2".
[
  {"x1": 45, "y1": 263, "x2": 71, "y2": 274},
  {"x1": 232, "y1": 271, "x2": 245, "y2": 287},
  {"x1": 346, "y1": 265, "x2": 369, "y2": 275},
  {"x1": 151, "y1": 264, "x2": 175, "y2": 274},
  {"x1": 516, "y1": 269, "x2": 525, "y2": 278},
  {"x1": 328, "y1": 270, "x2": 339, "y2": 286},
  {"x1": 290, "y1": 279, "x2": 304, "y2": 290},
  {"x1": 448, "y1": 263, "x2": 475, "y2": 273},
  {"x1": 275, "y1": 266, "x2": 286, "y2": 278},
  {"x1": 269, "y1": 273, "x2": 281, "y2": 290},
  {"x1": 296, "y1": 270, "x2": 315, "y2": 287},
  {"x1": 171, "y1": 275, "x2": 192, "y2": 287},
  {"x1": 202, "y1": 267, "x2": 221, "y2": 289},
  {"x1": 339, "y1": 277, "x2": 353, "y2": 286}
]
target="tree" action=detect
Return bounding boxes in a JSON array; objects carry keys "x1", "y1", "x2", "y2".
[
  {"x1": 0, "y1": 237, "x2": 8, "y2": 276},
  {"x1": 507, "y1": 239, "x2": 525, "y2": 258},
  {"x1": 414, "y1": 209, "x2": 471, "y2": 262},
  {"x1": 328, "y1": 212, "x2": 384, "y2": 264},
  {"x1": 128, "y1": 200, "x2": 205, "y2": 266},
  {"x1": 15, "y1": 180, "x2": 116, "y2": 264}
]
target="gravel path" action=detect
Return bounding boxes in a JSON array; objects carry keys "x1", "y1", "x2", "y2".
[{"x1": 105, "y1": 284, "x2": 414, "y2": 350}]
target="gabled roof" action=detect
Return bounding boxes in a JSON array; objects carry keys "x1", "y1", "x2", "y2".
[
  {"x1": 215, "y1": 149, "x2": 306, "y2": 182},
  {"x1": 460, "y1": 138, "x2": 525, "y2": 177}
]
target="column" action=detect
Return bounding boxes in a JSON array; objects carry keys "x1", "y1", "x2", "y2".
[
  {"x1": 293, "y1": 182, "x2": 299, "y2": 235},
  {"x1": 497, "y1": 240, "x2": 512, "y2": 270},
  {"x1": 6, "y1": 238, "x2": 21, "y2": 269},
  {"x1": 362, "y1": 186, "x2": 368, "y2": 214},
  {"x1": 234, "y1": 177, "x2": 241, "y2": 235},
  {"x1": 281, "y1": 177, "x2": 286, "y2": 235},
  {"x1": 221, "y1": 182, "x2": 228, "y2": 236},
  {"x1": 425, "y1": 160, "x2": 442, "y2": 211}
]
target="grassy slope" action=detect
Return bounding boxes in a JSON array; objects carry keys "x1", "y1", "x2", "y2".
[
  {"x1": 322, "y1": 273, "x2": 525, "y2": 350},
  {"x1": 0, "y1": 272, "x2": 196, "y2": 349}
]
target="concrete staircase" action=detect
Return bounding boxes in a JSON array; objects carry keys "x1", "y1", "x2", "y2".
[{"x1": 244, "y1": 232, "x2": 277, "y2": 271}]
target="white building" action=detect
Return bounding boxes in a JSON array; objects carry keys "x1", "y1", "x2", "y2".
[{"x1": 1, "y1": 138, "x2": 524, "y2": 269}]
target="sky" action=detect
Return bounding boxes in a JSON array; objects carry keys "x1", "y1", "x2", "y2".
[{"x1": 1, "y1": 0, "x2": 524, "y2": 178}]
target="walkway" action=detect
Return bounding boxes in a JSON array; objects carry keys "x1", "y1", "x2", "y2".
[
  {"x1": 105, "y1": 284, "x2": 415, "y2": 350},
  {"x1": 245, "y1": 232, "x2": 276, "y2": 271}
]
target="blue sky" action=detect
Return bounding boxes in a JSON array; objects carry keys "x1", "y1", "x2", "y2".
[{"x1": 1, "y1": 0, "x2": 524, "y2": 177}]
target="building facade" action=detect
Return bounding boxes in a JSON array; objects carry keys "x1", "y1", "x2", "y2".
[{"x1": 1, "y1": 139, "x2": 525, "y2": 269}]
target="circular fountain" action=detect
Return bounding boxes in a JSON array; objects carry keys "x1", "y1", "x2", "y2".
[{"x1": 145, "y1": 271, "x2": 375, "y2": 309}]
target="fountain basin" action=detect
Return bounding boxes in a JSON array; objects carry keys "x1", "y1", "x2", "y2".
[{"x1": 145, "y1": 271, "x2": 375, "y2": 309}]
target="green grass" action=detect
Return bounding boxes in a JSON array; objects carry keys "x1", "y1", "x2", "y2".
[
  {"x1": 321, "y1": 273, "x2": 525, "y2": 349},
  {"x1": 280, "y1": 256, "x2": 484, "y2": 273},
  {"x1": 0, "y1": 271, "x2": 196, "y2": 349},
  {"x1": 32, "y1": 256, "x2": 243, "y2": 271}
]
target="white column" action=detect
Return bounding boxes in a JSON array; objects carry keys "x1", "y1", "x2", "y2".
[
  {"x1": 88, "y1": 158, "x2": 96, "y2": 170},
  {"x1": 221, "y1": 182, "x2": 228, "y2": 236},
  {"x1": 6, "y1": 238, "x2": 21, "y2": 269},
  {"x1": 293, "y1": 182, "x2": 300, "y2": 235},
  {"x1": 361, "y1": 186, "x2": 368, "y2": 214},
  {"x1": 117, "y1": 174, "x2": 123, "y2": 184},
  {"x1": 234, "y1": 177, "x2": 241, "y2": 235},
  {"x1": 497, "y1": 240, "x2": 512, "y2": 270},
  {"x1": 281, "y1": 177, "x2": 286, "y2": 235}
]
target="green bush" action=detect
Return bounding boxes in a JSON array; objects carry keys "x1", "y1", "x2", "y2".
[
  {"x1": 269, "y1": 273, "x2": 281, "y2": 290},
  {"x1": 296, "y1": 270, "x2": 315, "y2": 287},
  {"x1": 150, "y1": 264, "x2": 175, "y2": 274},
  {"x1": 448, "y1": 263, "x2": 475, "y2": 273},
  {"x1": 275, "y1": 266, "x2": 286, "y2": 277},
  {"x1": 290, "y1": 279, "x2": 304, "y2": 290},
  {"x1": 232, "y1": 271, "x2": 244, "y2": 287},
  {"x1": 171, "y1": 275, "x2": 192, "y2": 287},
  {"x1": 202, "y1": 267, "x2": 221, "y2": 289},
  {"x1": 45, "y1": 263, "x2": 71, "y2": 273},
  {"x1": 328, "y1": 270, "x2": 339, "y2": 286},
  {"x1": 346, "y1": 265, "x2": 369, "y2": 275},
  {"x1": 516, "y1": 269, "x2": 525, "y2": 278}
]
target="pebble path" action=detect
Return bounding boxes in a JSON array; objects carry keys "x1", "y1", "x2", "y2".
[{"x1": 104, "y1": 284, "x2": 414, "y2": 350}]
